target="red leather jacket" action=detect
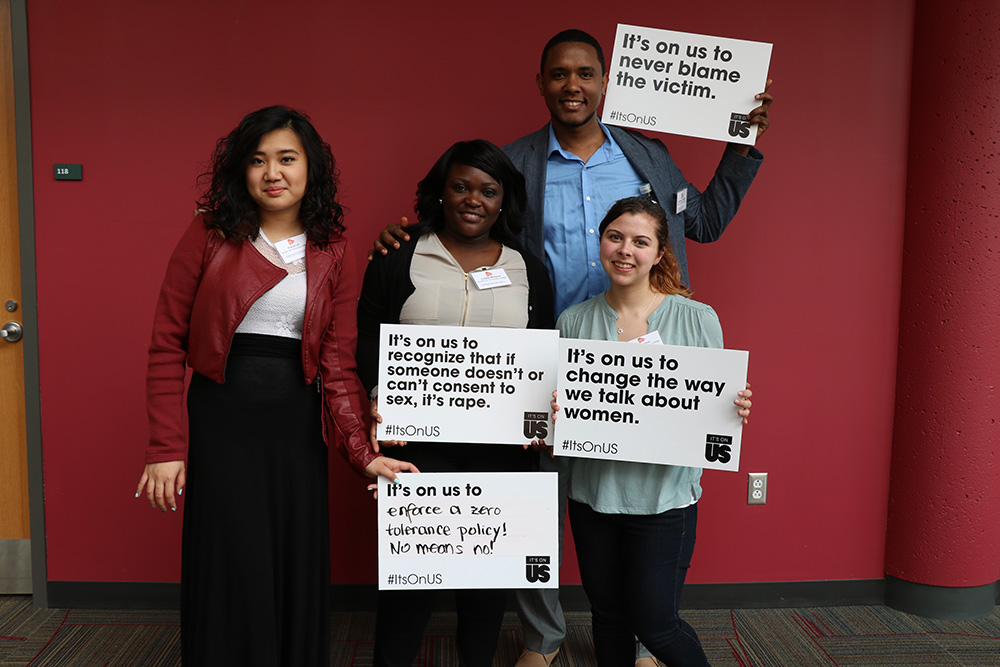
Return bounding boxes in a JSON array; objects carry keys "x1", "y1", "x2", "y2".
[{"x1": 145, "y1": 216, "x2": 378, "y2": 474}]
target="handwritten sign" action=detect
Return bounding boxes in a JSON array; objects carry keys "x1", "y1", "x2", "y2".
[
  {"x1": 554, "y1": 339, "x2": 747, "y2": 471},
  {"x1": 377, "y1": 325, "x2": 559, "y2": 444},
  {"x1": 603, "y1": 23, "x2": 772, "y2": 144},
  {"x1": 378, "y1": 472, "x2": 559, "y2": 590}
]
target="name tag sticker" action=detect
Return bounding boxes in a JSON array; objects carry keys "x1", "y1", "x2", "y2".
[
  {"x1": 676, "y1": 187, "x2": 688, "y2": 215},
  {"x1": 275, "y1": 233, "x2": 307, "y2": 264},
  {"x1": 628, "y1": 330, "x2": 663, "y2": 345},
  {"x1": 471, "y1": 268, "x2": 512, "y2": 290}
]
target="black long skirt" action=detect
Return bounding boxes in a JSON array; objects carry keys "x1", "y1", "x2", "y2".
[{"x1": 181, "y1": 334, "x2": 330, "y2": 666}]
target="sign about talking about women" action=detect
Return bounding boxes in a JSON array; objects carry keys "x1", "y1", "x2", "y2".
[
  {"x1": 603, "y1": 23, "x2": 772, "y2": 145},
  {"x1": 554, "y1": 339, "x2": 748, "y2": 471},
  {"x1": 377, "y1": 472, "x2": 559, "y2": 590},
  {"x1": 376, "y1": 325, "x2": 559, "y2": 444}
]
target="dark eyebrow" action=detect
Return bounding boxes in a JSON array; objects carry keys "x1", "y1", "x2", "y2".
[
  {"x1": 252, "y1": 148, "x2": 301, "y2": 156},
  {"x1": 604, "y1": 226, "x2": 651, "y2": 240},
  {"x1": 451, "y1": 177, "x2": 500, "y2": 189},
  {"x1": 547, "y1": 65, "x2": 596, "y2": 76}
]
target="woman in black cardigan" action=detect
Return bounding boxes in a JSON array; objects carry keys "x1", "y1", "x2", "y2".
[{"x1": 357, "y1": 139, "x2": 553, "y2": 667}]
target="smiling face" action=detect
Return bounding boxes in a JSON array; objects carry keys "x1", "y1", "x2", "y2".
[
  {"x1": 440, "y1": 163, "x2": 504, "y2": 244},
  {"x1": 599, "y1": 212, "x2": 665, "y2": 288},
  {"x1": 245, "y1": 127, "x2": 308, "y2": 221},
  {"x1": 536, "y1": 41, "x2": 609, "y2": 131}
]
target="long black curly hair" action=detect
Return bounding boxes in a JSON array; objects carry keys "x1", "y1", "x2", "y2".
[{"x1": 198, "y1": 106, "x2": 345, "y2": 245}]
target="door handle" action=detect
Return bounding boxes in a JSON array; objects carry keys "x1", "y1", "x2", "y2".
[{"x1": 0, "y1": 321, "x2": 22, "y2": 342}]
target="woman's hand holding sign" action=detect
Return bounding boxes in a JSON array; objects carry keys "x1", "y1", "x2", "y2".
[
  {"x1": 735, "y1": 383, "x2": 753, "y2": 424},
  {"x1": 369, "y1": 396, "x2": 408, "y2": 452}
]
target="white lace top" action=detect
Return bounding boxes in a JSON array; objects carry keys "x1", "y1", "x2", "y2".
[{"x1": 234, "y1": 231, "x2": 307, "y2": 340}]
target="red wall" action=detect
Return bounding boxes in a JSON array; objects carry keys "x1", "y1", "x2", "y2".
[
  {"x1": 26, "y1": 0, "x2": 914, "y2": 585},
  {"x1": 885, "y1": 0, "x2": 1000, "y2": 589}
]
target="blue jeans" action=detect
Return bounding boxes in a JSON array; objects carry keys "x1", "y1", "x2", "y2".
[{"x1": 568, "y1": 500, "x2": 709, "y2": 667}]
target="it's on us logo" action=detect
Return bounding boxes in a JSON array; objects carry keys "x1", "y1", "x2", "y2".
[
  {"x1": 525, "y1": 556, "x2": 551, "y2": 583},
  {"x1": 705, "y1": 433, "x2": 733, "y2": 464},
  {"x1": 728, "y1": 112, "x2": 750, "y2": 139},
  {"x1": 523, "y1": 411, "x2": 548, "y2": 440}
]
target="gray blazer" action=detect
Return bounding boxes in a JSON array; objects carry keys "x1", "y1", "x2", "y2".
[{"x1": 503, "y1": 123, "x2": 763, "y2": 285}]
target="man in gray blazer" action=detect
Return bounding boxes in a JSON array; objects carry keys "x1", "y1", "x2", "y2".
[{"x1": 502, "y1": 29, "x2": 771, "y2": 667}]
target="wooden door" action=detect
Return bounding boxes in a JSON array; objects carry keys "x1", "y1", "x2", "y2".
[{"x1": 0, "y1": 0, "x2": 31, "y2": 594}]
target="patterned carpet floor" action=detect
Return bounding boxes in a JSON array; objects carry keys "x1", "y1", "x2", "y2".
[{"x1": 1, "y1": 595, "x2": 998, "y2": 666}]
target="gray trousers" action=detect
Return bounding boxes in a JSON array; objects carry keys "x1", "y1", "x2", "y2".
[{"x1": 514, "y1": 454, "x2": 569, "y2": 654}]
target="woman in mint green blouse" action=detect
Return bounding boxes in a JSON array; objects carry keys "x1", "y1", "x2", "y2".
[{"x1": 555, "y1": 196, "x2": 751, "y2": 667}]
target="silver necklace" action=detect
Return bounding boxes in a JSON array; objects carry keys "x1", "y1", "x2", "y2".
[{"x1": 615, "y1": 293, "x2": 658, "y2": 335}]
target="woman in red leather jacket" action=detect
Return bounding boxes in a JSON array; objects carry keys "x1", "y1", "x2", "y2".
[{"x1": 135, "y1": 106, "x2": 415, "y2": 666}]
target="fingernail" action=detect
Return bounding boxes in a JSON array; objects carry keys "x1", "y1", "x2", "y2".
[
  {"x1": 178, "y1": 488, "x2": 183, "y2": 496},
  {"x1": 171, "y1": 507, "x2": 176, "y2": 512},
  {"x1": 134, "y1": 492, "x2": 139, "y2": 498},
  {"x1": 393, "y1": 478, "x2": 401, "y2": 484},
  {"x1": 161, "y1": 509, "x2": 166, "y2": 513}
]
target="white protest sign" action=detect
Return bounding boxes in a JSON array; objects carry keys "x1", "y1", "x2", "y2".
[
  {"x1": 603, "y1": 24, "x2": 772, "y2": 145},
  {"x1": 378, "y1": 472, "x2": 559, "y2": 590},
  {"x1": 376, "y1": 325, "x2": 558, "y2": 444},
  {"x1": 554, "y1": 339, "x2": 747, "y2": 471}
]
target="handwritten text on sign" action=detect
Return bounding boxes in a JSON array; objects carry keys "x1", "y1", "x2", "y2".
[
  {"x1": 603, "y1": 24, "x2": 772, "y2": 145},
  {"x1": 377, "y1": 325, "x2": 558, "y2": 444},
  {"x1": 378, "y1": 472, "x2": 559, "y2": 590},
  {"x1": 554, "y1": 339, "x2": 748, "y2": 471}
]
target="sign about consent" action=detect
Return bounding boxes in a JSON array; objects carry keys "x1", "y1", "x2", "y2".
[
  {"x1": 554, "y1": 339, "x2": 748, "y2": 471},
  {"x1": 602, "y1": 23, "x2": 772, "y2": 144},
  {"x1": 378, "y1": 472, "x2": 558, "y2": 590},
  {"x1": 376, "y1": 325, "x2": 559, "y2": 444}
]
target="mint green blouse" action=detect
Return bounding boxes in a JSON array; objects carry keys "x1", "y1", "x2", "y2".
[{"x1": 556, "y1": 293, "x2": 724, "y2": 515}]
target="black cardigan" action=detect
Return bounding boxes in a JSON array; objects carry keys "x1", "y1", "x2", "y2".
[{"x1": 356, "y1": 234, "x2": 555, "y2": 393}]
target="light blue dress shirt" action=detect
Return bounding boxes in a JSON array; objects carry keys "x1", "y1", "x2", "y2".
[{"x1": 543, "y1": 122, "x2": 646, "y2": 316}]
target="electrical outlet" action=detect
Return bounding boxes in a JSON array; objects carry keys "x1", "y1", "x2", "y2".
[{"x1": 748, "y1": 472, "x2": 767, "y2": 505}]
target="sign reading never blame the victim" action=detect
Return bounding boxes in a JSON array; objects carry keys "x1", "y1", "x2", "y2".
[
  {"x1": 378, "y1": 472, "x2": 558, "y2": 590},
  {"x1": 603, "y1": 23, "x2": 772, "y2": 145},
  {"x1": 554, "y1": 339, "x2": 748, "y2": 471},
  {"x1": 376, "y1": 324, "x2": 559, "y2": 444}
]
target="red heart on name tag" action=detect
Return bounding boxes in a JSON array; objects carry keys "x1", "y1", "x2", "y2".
[
  {"x1": 637, "y1": 337, "x2": 646, "y2": 343},
  {"x1": 485, "y1": 271, "x2": 493, "y2": 276}
]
